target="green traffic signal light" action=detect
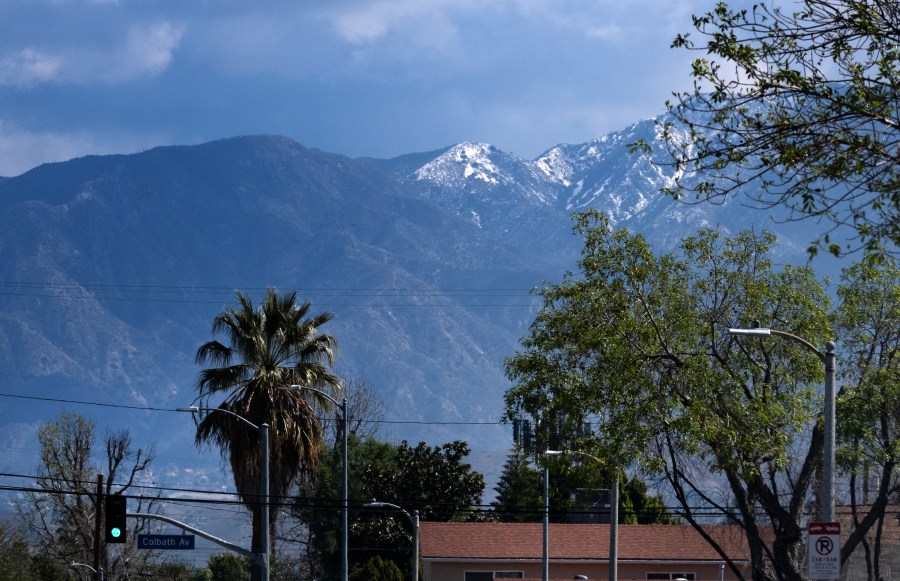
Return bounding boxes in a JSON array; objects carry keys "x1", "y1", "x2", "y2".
[{"x1": 105, "y1": 495, "x2": 127, "y2": 544}]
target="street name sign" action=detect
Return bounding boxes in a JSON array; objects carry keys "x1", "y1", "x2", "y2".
[
  {"x1": 808, "y1": 522, "x2": 840, "y2": 580},
  {"x1": 137, "y1": 534, "x2": 196, "y2": 550}
]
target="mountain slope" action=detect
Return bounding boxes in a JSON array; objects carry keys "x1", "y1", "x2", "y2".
[
  {"x1": 0, "y1": 136, "x2": 549, "y2": 470},
  {"x1": 0, "y1": 115, "x2": 848, "y2": 483}
]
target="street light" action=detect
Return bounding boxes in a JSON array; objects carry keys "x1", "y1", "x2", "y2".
[
  {"x1": 279, "y1": 385, "x2": 349, "y2": 581},
  {"x1": 541, "y1": 450, "x2": 563, "y2": 581},
  {"x1": 178, "y1": 405, "x2": 270, "y2": 581},
  {"x1": 70, "y1": 561, "x2": 103, "y2": 581},
  {"x1": 364, "y1": 501, "x2": 420, "y2": 581},
  {"x1": 728, "y1": 327, "x2": 837, "y2": 522}
]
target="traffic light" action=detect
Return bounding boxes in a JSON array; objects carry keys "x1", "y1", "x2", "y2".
[{"x1": 105, "y1": 495, "x2": 127, "y2": 543}]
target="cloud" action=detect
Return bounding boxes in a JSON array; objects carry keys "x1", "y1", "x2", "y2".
[
  {"x1": 116, "y1": 21, "x2": 185, "y2": 79},
  {"x1": 325, "y1": 0, "x2": 464, "y2": 44},
  {"x1": 0, "y1": 20, "x2": 184, "y2": 87},
  {"x1": 0, "y1": 49, "x2": 63, "y2": 87}
]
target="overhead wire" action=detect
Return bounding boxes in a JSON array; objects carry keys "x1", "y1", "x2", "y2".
[
  {"x1": 0, "y1": 280, "x2": 539, "y2": 308},
  {"x1": 0, "y1": 391, "x2": 507, "y2": 426}
]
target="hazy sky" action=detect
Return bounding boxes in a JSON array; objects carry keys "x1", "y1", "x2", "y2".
[{"x1": 0, "y1": 0, "x2": 705, "y2": 176}]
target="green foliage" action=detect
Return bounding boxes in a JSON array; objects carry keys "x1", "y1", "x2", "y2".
[
  {"x1": 207, "y1": 553, "x2": 251, "y2": 581},
  {"x1": 27, "y1": 554, "x2": 70, "y2": 581},
  {"x1": 831, "y1": 257, "x2": 900, "y2": 577},
  {"x1": 647, "y1": 0, "x2": 900, "y2": 257},
  {"x1": 349, "y1": 555, "x2": 404, "y2": 581},
  {"x1": 491, "y1": 445, "x2": 673, "y2": 525},
  {"x1": 622, "y1": 476, "x2": 675, "y2": 525},
  {"x1": 491, "y1": 445, "x2": 542, "y2": 522},
  {"x1": 298, "y1": 436, "x2": 484, "y2": 579},
  {"x1": 153, "y1": 561, "x2": 213, "y2": 581},
  {"x1": 299, "y1": 435, "x2": 397, "y2": 578},
  {"x1": 505, "y1": 211, "x2": 832, "y2": 580},
  {"x1": 0, "y1": 522, "x2": 38, "y2": 581},
  {"x1": 363, "y1": 440, "x2": 485, "y2": 521}
]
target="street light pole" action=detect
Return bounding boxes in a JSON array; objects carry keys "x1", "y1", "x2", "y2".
[
  {"x1": 609, "y1": 467, "x2": 618, "y2": 581},
  {"x1": 179, "y1": 406, "x2": 270, "y2": 581},
  {"x1": 553, "y1": 449, "x2": 617, "y2": 581},
  {"x1": 541, "y1": 450, "x2": 563, "y2": 581},
  {"x1": 364, "y1": 502, "x2": 419, "y2": 581},
  {"x1": 728, "y1": 327, "x2": 837, "y2": 521},
  {"x1": 281, "y1": 385, "x2": 349, "y2": 581},
  {"x1": 543, "y1": 464, "x2": 550, "y2": 581}
]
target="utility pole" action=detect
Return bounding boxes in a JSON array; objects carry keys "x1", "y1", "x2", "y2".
[{"x1": 94, "y1": 474, "x2": 103, "y2": 581}]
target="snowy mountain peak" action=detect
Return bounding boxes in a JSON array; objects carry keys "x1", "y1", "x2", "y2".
[{"x1": 415, "y1": 142, "x2": 510, "y2": 187}]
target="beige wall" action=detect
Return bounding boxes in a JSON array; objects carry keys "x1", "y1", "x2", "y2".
[{"x1": 424, "y1": 560, "x2": 746, "y2": 581}]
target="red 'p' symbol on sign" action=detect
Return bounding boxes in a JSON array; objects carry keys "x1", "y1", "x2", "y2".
[{"x1": 815, "y1": 536, "x2": 834, "y2": 555}]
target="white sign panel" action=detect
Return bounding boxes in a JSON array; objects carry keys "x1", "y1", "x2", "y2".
[{"x1": 808, "y1": 522, "x2": 840, "y2": 580}]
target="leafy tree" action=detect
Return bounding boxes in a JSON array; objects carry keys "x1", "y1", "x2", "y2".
[
  {"x1": 505, "y1": 210, "x2": 840, "y2": 581},
  {"x1": 298, "y1": 437, "x2": 484, "y2": 580},
  {"x1": 832, "y1": 258, "x2": 900, "y2": 576},
  {"x1": 357, "y1": 440, "x2": 483, "y2": 578},
  {"x1": 506, "y1": 211, "x2": 900, "y2": 580},
  {"x1": 16, "y1": 412, "x2": 158, "y2": 581},
  {"x1": 364, "y1": 440, "x2": 485, "y2": 521},
  {"x1": 0, "y1": 520, "x2": 36, "y2": 581},
  {"x1": 193, "y1": 289, "x2": 341, "y2": 581},
  {"x1": 491, "y1": 445, "x2": 672, "y2": 525},
  {"x1": 622, "y1": 475, "x2": 674, "y2": 525},
  {"x1": 152, "y1": 560, "x2": 212, "y2": 581},
  {"x1": 207, "y1": 553, "x2": 251, "y2": 581},
  {"x1": 349, "y1": 555, "x2": 403, "y2": 581},
  {"x1": 298, "y1": 435, "x2": 397, "y2": 580},
  {"x1": 641, "y1": 0, "x2": 899, "y2": 257}
]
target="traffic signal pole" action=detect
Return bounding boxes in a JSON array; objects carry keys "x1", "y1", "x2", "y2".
[
  {"x1": 94, "y1": 474, "x2": 103, "y2": 581},
  {"x1": 127, "y1": 512, "x2": 260, "y2": 562}
]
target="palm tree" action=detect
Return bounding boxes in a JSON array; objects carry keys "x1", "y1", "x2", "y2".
[{"x1": 193, "y1": 288, "x2": 341, "y2": 581}]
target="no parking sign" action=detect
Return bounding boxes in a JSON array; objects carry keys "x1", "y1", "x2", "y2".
[{"x1": 808, "y1": 522, "x2": 840, "y2": 580}]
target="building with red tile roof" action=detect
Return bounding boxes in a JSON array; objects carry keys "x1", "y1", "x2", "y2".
[{"x1": 420, "y1": 522, "x2": 751, "y2": 581}]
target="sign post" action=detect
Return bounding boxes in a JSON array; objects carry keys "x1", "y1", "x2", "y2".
[{"x1": 808, "y1": 522, "x2": 840, "y2": 580}]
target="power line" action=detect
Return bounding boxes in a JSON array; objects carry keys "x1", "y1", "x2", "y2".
[
  {"x1": 0, "y1": 391, "x2": 506, "y2": 426},
  {"x1": 0, "y1": 281, "x2": 538, "y2": 308}
]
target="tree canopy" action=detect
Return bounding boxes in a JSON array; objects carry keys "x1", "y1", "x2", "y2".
[
  {"x1": 298, "y1": 436, "x2": 484, "y2": 580},
  {"x1": 504, "y1": 210, "x2": 900, "y2": 581},
  {"x1": 640, "y1": 0, "x2": 899, "y2": 257}
]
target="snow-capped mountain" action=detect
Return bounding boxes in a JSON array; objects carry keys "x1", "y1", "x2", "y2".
[{"x1": 0, "y1": 111, "x2": 842, "y2": 489}]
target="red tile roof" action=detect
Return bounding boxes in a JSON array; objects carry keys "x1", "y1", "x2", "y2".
[{"x1": 421, "y1": 522, "x2": 750, "y2": 563}]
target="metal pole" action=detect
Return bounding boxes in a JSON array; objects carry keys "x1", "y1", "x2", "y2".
[
  {"x1": 177, "y1": 406, "x2": 271, "y2": 579},
  {"x1": 363, "y1": 502, "x2": 417, "y2": 581},
  {"x1": 609, "y1": 470, "x2": 618, "y2": 581},
  {"x1": 261, "y1": 423, "x2": 270, "y2": 581},
  {"x1": 94, "y1": 474, "x2": 102, "y2": 581},
  {"x1": 542, "y1": 466, "x2": 549, "y2": 581},
  {"x1": 281, "y1": 385, "x2": 349, "y2": 581},
  {"x1": 728, "y1": 328, "x2": 838, "y2": 523},
  {"x1": 823, "y1": 341, "x2": 836, "y2": 523},
  {"x1": 412, "y1": 510, "x2": 420, "y2": 581},
  {"x1": 341, "y1": 397, "x2": 349, "y2": 581}
]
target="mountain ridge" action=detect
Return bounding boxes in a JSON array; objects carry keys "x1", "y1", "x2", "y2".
[{"x1": 0, "y1": 116, "x2": 843, "y2": 487}]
